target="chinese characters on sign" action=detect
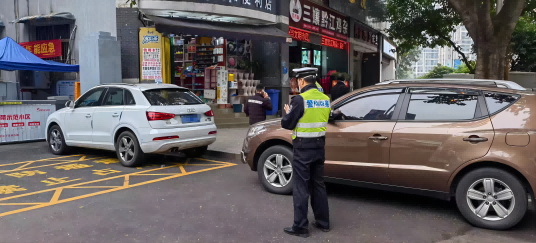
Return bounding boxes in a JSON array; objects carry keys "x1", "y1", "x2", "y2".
[
  {"x1": 289, "y1": 27, "x2": 310, "y2": 42},
  {"x1": 290, "y1": 0, "x2": 348, "y2": 41},
  {"x1": 321, "y1": 37, "x2": 345, "y2": 50},
  {"x1": 0, "y1": 114, "x2": 39, "y2": 127},
  {"x1": 19, "y1": 39, "x2": 62, "y2": 59},
  {"x1": 142, "y1": 48, "x2": 162, "y2": 82},
  {"x1": 354, "y1": 23, "x2": 378, "y2": 46}
]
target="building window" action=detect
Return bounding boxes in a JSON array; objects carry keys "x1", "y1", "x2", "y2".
[{"x1": 35, "y1": 24, "x2": 72, "y2": 63}]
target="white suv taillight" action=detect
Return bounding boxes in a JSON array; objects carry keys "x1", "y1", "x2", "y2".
[
  {"x1": 205, "y1": 110, "x2": 214, "y2": 117},
  {"x1": 146, "y1": 112, "x2": 175, "y2": 121}
]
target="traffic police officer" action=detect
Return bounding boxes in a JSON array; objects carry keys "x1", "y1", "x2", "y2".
[{"x1": 281, "y1": 67, "x2": 330, "y2": 238}]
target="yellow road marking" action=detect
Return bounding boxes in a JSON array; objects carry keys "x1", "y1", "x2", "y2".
[
  {"x1": 66, "y1": 186, "x2": 119, "y2": 189},
  {"x1": 0, "y1": 155, "x2": 81, "y2": 167},
  {"x1": 78, "y1": 156, "x2": 86, "y2": 161},
  {"x1": 196, "y1": 158, "x2": 236, "y2": 165},
  {"x1": 0, "y1": 162, "x2": 235, "y2": 218},
  {"x1": 0, "y1": 203, "x2": 45, "y2": 205},
  {"x1": 0, "y1": 164, "x2": 180, "y2": 202},
  {"x1": 179, "y1": 165, "x2": 186, "y2": 174},
  {"x1": 14, "y1": 162, "x2": 34, "y2": 170},
  {"x1": 123, "y1": 175, "x2": 130, "y2": 187},
  {"x1": 49, "y1": 188, "x2": 63, "y2": 203},
  {"x1": 130, "y1": 173, "x2": 181, "y2": 176},
  {"x1": 0, "y1": 157, "x2": 106, "y2": 174}
]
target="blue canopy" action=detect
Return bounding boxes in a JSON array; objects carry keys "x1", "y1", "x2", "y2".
[{"x1": 0, "y1": 37, "x2": 79, "y2": 72}]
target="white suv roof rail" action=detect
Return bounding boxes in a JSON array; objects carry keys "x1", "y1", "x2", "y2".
[
  {"x1": 99, "y1": 83, "x2": 137, "y2": 86},
  {"x1": 376, "y1": 79, "x2": 527, "y2": 91}
]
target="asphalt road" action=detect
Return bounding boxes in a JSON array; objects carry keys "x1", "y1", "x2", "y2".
[{"x1": 0, "y1": 141, "x2": 534, "y2": 243}]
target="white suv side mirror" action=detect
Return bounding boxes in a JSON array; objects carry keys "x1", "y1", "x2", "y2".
[{"x1": 65, "y1": 100, "x2": 75, "y2": 109}]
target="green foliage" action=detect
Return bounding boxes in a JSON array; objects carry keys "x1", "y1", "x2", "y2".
[
  {"x1": 453, "y1": 61, "x2": 476, "y2": 74},
  {"x1": 385, "y1": 0, "x2": 461, "y2": 56},
  {"x1": 125, "y1": 0, "x2": 136, "y2": 8},
  {"x1": 397, "y1": 47, "x2": 421, "y2": 79},
  {"x1": 510, "y1": 15, "x2": 536, "y2": 72},
  {"x1": 418, "y1": 64, "x2": 455, "y2": 79}
]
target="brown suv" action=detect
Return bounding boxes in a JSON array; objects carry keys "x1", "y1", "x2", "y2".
[{"x1": 241, "y1": 79, "x2": 536, "y2": 230}]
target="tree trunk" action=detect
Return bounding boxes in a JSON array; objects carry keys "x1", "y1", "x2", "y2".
[{"x1": 474, "y1": 40, "x2": 508, "y2": 80}]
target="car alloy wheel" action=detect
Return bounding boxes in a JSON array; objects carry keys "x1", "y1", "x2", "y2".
[
  {"x1": 49, "y1": 129, "x2": 63, "y2": 152},
  {"x1": 263, "y1": 154, "x2": 293, "y2": 188},
  {"x1": 118, "y1": 136, "x2": 136, "y2": 164},
  {"x1": 466, "y1": 178, "x2": 515, "y2": 221}
]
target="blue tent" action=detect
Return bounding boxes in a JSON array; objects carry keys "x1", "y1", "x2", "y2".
[{"x1": 0, "y1": 36, "x2": 79, "y2": 72}]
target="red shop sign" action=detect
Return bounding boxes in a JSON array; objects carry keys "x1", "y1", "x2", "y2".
[
  {"x1": 290, "y1": 0, "x2": 348, "y2": 41},
  {"x1": 321, "y1": 36, "x2": 345, "y2": 50},
  {"x1": 289, "y1": 27, "x2": 310, "y2": 42},
  {"x1": 19, "y1": 39, "x2": 62, "y2": 59}
]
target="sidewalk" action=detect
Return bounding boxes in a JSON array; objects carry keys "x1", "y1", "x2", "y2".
[{"x1": 208, "y1": 128, "x2": 249, "y2": 154}]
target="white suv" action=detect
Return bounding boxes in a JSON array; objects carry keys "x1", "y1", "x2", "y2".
[{"x1": 46, "y1": 83, "x2": 217, "y2": 167}]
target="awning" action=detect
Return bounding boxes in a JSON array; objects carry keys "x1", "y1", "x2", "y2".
[
  {"x1": 0, "y1": 37, "x2": 79, "y2": 72},
  {"x1": 149, "y1": 16, "x2": 291, "y2": 43},
  {"x1": 10, "y1": 12, "x2": 75, "y2": 24}
]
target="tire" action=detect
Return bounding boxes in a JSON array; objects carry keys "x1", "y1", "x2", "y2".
[
  {"x1": 48, "y1": 125, "x2": 71, "y2": 155},
  {"x1": 184, "y1": 146, "x2": 208, "y2": 158},
  {"x1": 116, "y1": 131, "x2": 145, "y2": 167},
  {"x1": 257, "y1": 145, "x2": 294, "y2": 195},
  {"x1": 455, "y1": 167, "x2": 527, "y2": 230}
]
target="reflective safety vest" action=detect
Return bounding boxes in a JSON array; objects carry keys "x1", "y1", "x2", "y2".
[
  {"x1": 316, "y1": 82, "x2": 324, "y2": 92},
  {"x1": 292, "y1": 88, "x2": 331, "y2": 140}
]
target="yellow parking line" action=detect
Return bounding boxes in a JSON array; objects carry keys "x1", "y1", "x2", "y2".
[
  {"x1": 0, "y1": 156, "x2": 106, "y2": 174},
  {"x1": 123, "y1": 175, "x2": 130, "y2": 187},
  {"x1": 0, "y1": 162, "x2": 235, "y2": 218},
  {"x1": 49, "y1": 188, "x2": 63, "y2": 203},
  {"x1": 179, "y1": 165, "x2": 186, "y2": 174},
  {"x1": 0, "y1": 155, "x2": 81, "y2": 167},
  {"x1": 0, "y1": 164, "x2": 180, "y2": 202},
  {"x1": 196, "y1": 158, "x2": 236, "y2": 166},
  {"x1": 0, "y1": 203, "x2": 45, "y2": 205},
  {"x1": 66, "y1": 186, "x2": 120, "y2": 189}
]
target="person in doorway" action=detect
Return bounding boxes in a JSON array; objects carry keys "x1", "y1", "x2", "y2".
[
  {"x1": 244, "y1": 84, "x2": 273, "y2": 125},
  {"x1": 330, "y1": 73, "x2": 350, "y2": 102},
  {"x1": 281, "y1": 68, "x2": 331, "y2": 238}
]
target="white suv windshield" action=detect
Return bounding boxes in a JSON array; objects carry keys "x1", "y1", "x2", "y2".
[{"x1": 142, "y1": 88, "x2": 203, "y2": 106}]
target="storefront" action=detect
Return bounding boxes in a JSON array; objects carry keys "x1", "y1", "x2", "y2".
[
  {"x1": 350, "y1": 20, "x2": 382, "y2": 89},
  {"x1": 288, "y1": 0, "x2": 349, "y2": 95},
  {"x1": 135, "y1": 0, "x2": 290, "y2": 127}
]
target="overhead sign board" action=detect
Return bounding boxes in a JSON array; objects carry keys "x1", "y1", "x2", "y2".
[
  {"x1": 169, "y1": 0, "x2": 276, "y2": 14},
  {"x1": 354, "y1": 21, "x2": 378, "y2": 46},
  {"x1": 289, "y1": 0, "x2": 348, "y2": 41}
]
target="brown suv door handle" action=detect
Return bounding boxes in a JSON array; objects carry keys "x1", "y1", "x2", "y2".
[
  {"x1": 369, "y1": 136, "x2": 388, "y2": 140},
  {"x1": 463, "y1": 137, "x2": 488, "y2": 142}
]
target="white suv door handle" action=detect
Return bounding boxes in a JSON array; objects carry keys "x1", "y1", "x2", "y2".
[
  {"x1": 86, "y1": 114, "x2": 92, "y2": 118},
  {"x1": 112, "y1": 113, "x2": 119, "y2": 117}
]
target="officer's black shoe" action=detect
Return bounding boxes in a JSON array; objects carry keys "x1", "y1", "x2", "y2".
[
  {"x1": 312, "y1": 221, "x2": 330, "y2": 232},
  {"x1": 283, "y1": 227, "x2": 310, "y2": 238}
]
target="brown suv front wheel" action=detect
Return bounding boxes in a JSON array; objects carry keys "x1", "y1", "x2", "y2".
[{"x1": 257, "y1": 145, "x2": 294, "y2": 195}]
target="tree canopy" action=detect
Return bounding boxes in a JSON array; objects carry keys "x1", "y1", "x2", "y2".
[
  {"x1": 510, "y1": 14, "x2": 536, "y2": 72},
  {"x1": 387, "y1": 0, "x2": 536, "y2": 80},
  {"x1": 397, "y1": 47, "x2": 421, "y2": 79}
]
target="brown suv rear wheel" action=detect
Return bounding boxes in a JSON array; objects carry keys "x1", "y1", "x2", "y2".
[{"x1": 455, "y1": 167, "x2": 527, "y2": 230}]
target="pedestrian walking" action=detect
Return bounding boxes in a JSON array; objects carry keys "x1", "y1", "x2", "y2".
[
  {"x1": 281, "y1": 67, "x2": 331, "y2": 238},
  {"x1": 330, "y1": 73, "x2": 350, "y2": 101},
  {"x1": 244, "y1": 84, "x2": 273, "y2": 125}
]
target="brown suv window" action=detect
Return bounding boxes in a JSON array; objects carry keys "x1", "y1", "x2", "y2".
[
  {"x1": 405, "y1": 89, "x2": 480, "y2": 120},
  {"x1": 484, "y1": 92, "x2": 520, "y2": 115},
  {"x1": 334, "y1": 93, "x2": 401, "y2": 121}
]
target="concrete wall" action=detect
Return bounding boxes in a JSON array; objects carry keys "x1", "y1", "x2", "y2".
[
  {"x1": 0, "y1": 0, "x2": 118, "y2": 92},
  {"x1": 382, "y1": 59, "x2": 396, "y2": 81},
  {"x1": 116, "y1": 8, "x2": 144, "y2": 83}
]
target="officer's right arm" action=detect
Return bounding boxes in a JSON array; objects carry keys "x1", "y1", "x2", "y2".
[
  {"x1": 244, "y1": 100, "x2": 249, "y2": 116},
  {"x1": 281, "y1": 95, "x2": 304, "y2": 130}
]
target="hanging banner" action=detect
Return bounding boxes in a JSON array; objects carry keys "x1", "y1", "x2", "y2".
[
  {"x1": 289, "y1": 0, "x2": 348, "y2": 41},
  {"x1": 19, "y1": 39, "x2": 62, "y2": 59},
  {"x1": 139, "y1": 27, "x2": 163, "y2": 83},
  {"x1": 0, "y1": 104, "x2": 56, "y2": 144}
]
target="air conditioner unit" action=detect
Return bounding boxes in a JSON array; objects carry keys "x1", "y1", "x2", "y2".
[{"x1": 19, "y1": 70, "x2": 50, "y2": 89}]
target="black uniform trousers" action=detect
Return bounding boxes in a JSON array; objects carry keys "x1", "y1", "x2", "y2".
[{"x1": 292, "y1": 147, "x2": 330, "y2": 230}]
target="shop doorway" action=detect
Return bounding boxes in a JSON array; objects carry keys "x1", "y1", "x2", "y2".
[{"x1": 289, "y1": 41, "x2": 323, "y2": 77}]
